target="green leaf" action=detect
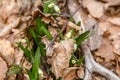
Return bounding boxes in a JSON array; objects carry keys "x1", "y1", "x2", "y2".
[
  {"x1": 41, "y1": 26, "x2": 53, "y2": 40},
  {"x1": 76, "y1": 56, "x2": 84, "y2": 66},
  {"x1": 36, "y1": 17, "x2": 47, "y2": 36},
  {"x1": 32, "y1": 47, "x2": 40, "y2": 80},
  {"x1": 40, "y1": 43, "x2": 46, "y2": 57},
  {"x1": 70, "y1": 16, "x2": 74, "y2": 22},
  {"x1": 77, "y1": 21, "x2": 81, "y2": 26},
  {"x1": 43, "y1": 0, "x2": 55, "y2": 13},
  {"x1": 29, "y1": 27, "x2": 40, "y2": 45},
  {"x1": 58, "y1": 29, "x2": 64, "y2": 40},
  {"x1": 17, "y1": 42, "x2": 32, "y2": 61},
  {"x1": 74, "y1": 30, "x2": 90, "y2": 46},
  {"x1": 6, "y1": 64, "x2": 22, "y2": 75},
  {"x1": 26, "y1": 69, "x2": 34, "y2": 80}
]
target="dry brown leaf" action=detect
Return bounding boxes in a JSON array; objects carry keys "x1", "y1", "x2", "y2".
[
  {"x1": 83, "y1": 0, "x2": 104, "y2": 18},
  {"x1": 0, "y1": 57, "x2": 8, "y2": 80},
  {"x1": 77, "y1": 67, "x2": 84, "y2": 79},
  {"x1": 108, "y1": 25, "x2": 120, "y2": 35},
  {"x1": 51, "y1": 39, "x2": 74, "y2": 78},
  {"x1": 108, "y1": 17, "x2": 120, "y2": 26},
  {"x1": 64, "y1": 70, "x2": 76, "y2": 80},
  {"x1": 94, "y1": 39, "x2": 115, "y2": 62},
  {"x1": 98, "y1": 21, "x2": 111, "y2": 33},
  {"x1": 0, "y1": 39, "x2": 14, "y2": 66},
  {"x1": 112, "y1": 40, "x2": 120, "y2": 55},
  {"x1": 7, "y1": 74, "x2": 16, "y2": 80},
  {"x1": 104, "y1": 0, "x2": 120, "y2": 9},
  {"x1": 14, "y1": 49, "x2": 24, "y2": 65}
]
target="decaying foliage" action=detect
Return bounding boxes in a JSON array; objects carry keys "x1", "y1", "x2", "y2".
[{"x1": 0, "y1": 0, "x2": 120, "y2": 80}]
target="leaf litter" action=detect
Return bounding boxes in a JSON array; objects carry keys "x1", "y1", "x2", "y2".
[{"x1": 0, "y1": 0, "x2": 120, "y2": 80}]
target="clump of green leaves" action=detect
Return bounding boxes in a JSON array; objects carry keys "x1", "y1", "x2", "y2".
[
  {"x1": 6, "y1": 64, "x2": 22, "y2": 75},
  {"x1": 43, "y1": 0, "x2": 60, "y2": 14},
  {"x1": 17, "y1": 17, "x2": 53, "y2": 80}
]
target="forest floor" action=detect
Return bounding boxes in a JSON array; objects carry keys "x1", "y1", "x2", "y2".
[{"x1": 0, "y1": 0, "x2": 120, "y2": 80}]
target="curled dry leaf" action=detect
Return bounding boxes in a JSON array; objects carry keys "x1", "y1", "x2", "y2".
[
  {"x1": 83, "y1": 0, "x2": 104, "y2": 18},
  {"x1": 104, "y1": 0, "x2": 120, "y2": 10},
  {"x1": 0, "y1": 57, "x2": 8, "y2": 80},
  {"x1": 77, "y1": 67, "x2": 84, "y2": 79},
  {"x1": 112, "y1": 40, "x2": 120, "y2": 55},
  {"x1": 94, "y1": 39, "x2": 115, "y2": 62},
  {"x1": 51, "y1": 39, "x2": 74, "y2": 78},
  {"x1": 108, "y1": 17, "x2": 120, "y2": 26},
  {"x1": 7, "y1": 74, "x2": 16, "y2": 80},
  {"x1": 0, "y1": 18, "x2": 20, "y2": 37},
  {"x1": 0, "y1": 39, "x2": 14, "y2": 66},
  {"x1": 64, "y1": 70, "x2": 76, "y2": 80}
]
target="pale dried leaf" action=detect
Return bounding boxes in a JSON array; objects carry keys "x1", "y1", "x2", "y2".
[
  {"x1": 51, "y1": 39, "x2": 74, "y2": 78},
  {"x1": 0, "y1": 57, "x2": 8, "y2": 80},
  {"x1": 77, "y1": 67, "x2": 84, "y2": 79},
  {"x1": 94, "y1": 39, "x2": 115, "y2": 62},
  {"x1": 108, "y1": 25, "x2": 120, "y2": 35},
  {"x1": 104, "y1": 0, "x2": 120, "y2": 10},
  {"x1": 85, "y1": 0, "x2": 104, "y2": 18},
  {"x1": 108, "y1": 17, "x2": 120, "y2": 26},
  {"x1": 0, "y1": 18, "x2": 20, "y2": 37},
  {"x1": 64, "y1": 70, "x2": 76, "y2": 80},
  {"x1": 112, "y1": 40, "x2": 120, "y2": 55},
  {"x1": 0, "y1": 39, "x2": 14, "y2": 66}
]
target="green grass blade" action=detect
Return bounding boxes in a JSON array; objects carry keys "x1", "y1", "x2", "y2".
[
  {"x1": 58, "y1": 29, "x2": 64, "y2": 40},
  {"x1": 32, "y1": 47, "x2": 40, "y2": 79},
  {"x1": 41, "y1": 26, "x2": 53, "y2": 40},
  {"x1": 40, "y1": 43, "x2": 46, "y2": 57},
  {"x1": 26, "y1": 69, "x2": 34, "y2": 80},
  {"x1": 6, "y1": 64, "x2": 22, "y2": 75},
  {"x1": 17, "y1": 43, "x2": 32, "y2": 61},
  {"x1": 74, "y1": 30, "x2": 90, "y2": 46},
  {"x1": 36, "y1": 17, "x2": 47, "y2": 36},
  {"x1": 77, "y1": 56, "x2": 84, "y2": 66},
  {"x1": 29, "y1": 27, "x2": 40, "y2": 45}
]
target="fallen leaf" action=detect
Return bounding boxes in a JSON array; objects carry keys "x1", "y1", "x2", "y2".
[
  {"x1": 112, "y1": 40, "x2": 120, "y2": 55},
  {"x1": 51, "y1": 39, "x2": 74, "y2": 78},
  {"x1": 0, "y1": 57, "x2": 8, "y2": 80},
  {"x1": 84, "y1": 0, "x2": 104, "y2": 18},
  {"x1": 108, "y1": 17, "x2": 120, "y2": 26},
  {"x1": 104, "y1": 0, "x2": 120, "y2": 10},
  {"x1": 64, "y1": 70, "x2": 76, "y2": 80},
  {"x1": 94, "y1": 39, "x2": 115, "y2": 62},
  {"x1": 0, "y1": 39, "x2": 14, "y2": 66},
  {"x1": 77, "y1": 67, "x2": 84, "y2": 79}
]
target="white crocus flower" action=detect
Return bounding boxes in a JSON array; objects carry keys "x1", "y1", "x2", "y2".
[
  {"x1": 54, "y1": 5, "x2": 60, "y2": 13},
  {"x1": 74, "y1": 43, "x2": 77, "y2": 51},
  {"x1": 19, "y1": 38, "x2": 26, "y2": 43},
  {"x1": 65, "y1": 31, "x2": 72, "y2": 39},
  {"x1": 38, "y1": 68, "x2": 43, "y2": 77},
  {"x1": 48, "y1": 2, "x2": 55, "y2": 8},
  {"x1": 72, "y1": 59, "x2": 76, "y2": 64}
]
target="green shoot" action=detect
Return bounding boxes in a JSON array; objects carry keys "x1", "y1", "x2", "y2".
[
  {"x1": 76, "y1": 56, "x2": 84, "y2": 66},
  {"x1": 6, "y1": 64, "x2": 22, "y2": 75},
  {"x1": 17, "y1": 42, "x2": 32, "y2": 61},
  {"x1": 74, "y1": 30, "x2": 90, "y2": 46},
  {"x1": 43, "y1": 0, "x2": 60, "y2": 14},
  {"x1": 29, "y1": 27, "x2": 40, "y2": 46},
  {"x1": 41, "y1": 26, "x2": 53, "y2": 40},
  {"x1": 31, "y1": 47, "x2": 41, "y2": 80},
  {"x1": 58, "y1": 29, "x2": 64, "y2": 40}
]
